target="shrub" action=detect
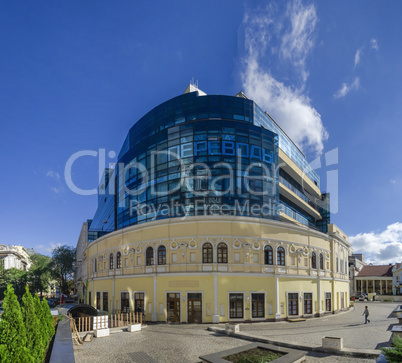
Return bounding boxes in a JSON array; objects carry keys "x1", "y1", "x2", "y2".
[
  {"x1": 381, "y1": 335, "x2": 402, "y2": 363},
  {"x1": 0, "y1": 284, "x2": 33, "y2": 362},
  {"x1": 41, "y1": 298, "x2": 55, "y2": 340},
  {"x1": 33, "y1": 294, "x2": 49, "y2": 350},
  {"x1": 21, "y1": 286, "x2": 44, "y2": 362}
]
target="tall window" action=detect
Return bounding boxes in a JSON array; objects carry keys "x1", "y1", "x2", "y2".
[
  {"x1": 202, "y1": 243, "x2": 213, "y2": 263},
  {"x1": 103, "y1": 292, "x2": 109, "y2": 312},
  {"x1": 121, "y1": 292, "x2": 129, "y2": 313},
  {"x1": 96, "y1": 292, "x2": 101, "y2": 310},
  {"x1": 251, "y1": 293, "x2": 265, "y2": 318},
  {"x1": 264, "y1": 245, "x2": 273, "y2": 265},
  {"x1": 217, "y1": 243, "x2": 228, "y2": 263},
  {"x1": 134, "y1": 292, "x2": 145, "y2": 312},
  {"x1": 88, "y1": 291, "x2": 92, "y2": 307},
  {"x1": 311, "y1": 252, "x2": 316, "y2": 269},
  {"x1": 116, "y1": 252, "x2": 121, "y2": 269},
  {"x1": 109, "y1": 254, "x2": 114, "y2": 269},
  {"x1": 146, "y1": 247, "x2": 154, "y2": 266},
  {"x1": 325, "y1": 292, "x2": 331, "y2": 311},
  {"x1": 319, "y1": 253, "x2": 324, "y2": 270},
  {"x1": 229, "y1": 293, "x2": 243, "y2": 319},
  {"x1": 277, "y1": 247, "x2": 285, "y2": 266},
  {"x1": 304, "y1": 293, "x2": 312, "y2": 314},
  {"x1": 158, "y1": 246, "x2": 166, "y2": 265},
  {"x1": 288, "y1": 293, "x2": 298, "y2": 316},
  {"x1": 94, "y1": 259, "x2": 97, "y2": 272}
]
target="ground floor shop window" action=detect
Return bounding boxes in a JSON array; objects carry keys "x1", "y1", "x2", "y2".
[
  {"x1": 304, "y1": 293, "x2": 312, "y2": 314},
  {"x1": 167, "y1": 293, "x2": 180, "y2": 323},
  {"x1": 325, "y1": 292, "x2": 331, "y2": 311},
  {"x1": 288, "y1": 293, "x2": 298, "y2": 316},
  {"x1": 341, "y1": 292, "x2": 345, "y2": 309},
  {"x1": 121, "y1": 292, "x2": 130, "y2": 313},
  {"x1": 96, "y1": 292, "x2": 101, "y2": 310},
  {"x1": 134, "y1": 292, "x2": 145, "y2": 312},
  {"x1": 229, "y1": 293, "x2": 244, "y2": 319},
  {"x1": 103, "y1": 292, "x2": 108, "y2": 312},
  {"x1": 251, "y1": 293, "x2": 265, "y2": 318}
]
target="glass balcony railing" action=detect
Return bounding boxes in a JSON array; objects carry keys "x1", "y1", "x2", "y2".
[
  {"x1": 279, "y1": 176, "x2": 320, "y2": 213},
  {"x1": 279, "y1": 202, "x2": 317, "y2": 230}
]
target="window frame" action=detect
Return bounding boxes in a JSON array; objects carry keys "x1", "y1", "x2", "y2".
[
  {"x1": 277, "y1": 246, "x2": 285, "y2": 266},
  {"x1": 116, "y1": 251, "x2": 122, "y2": 269},
  {"x1": 202, "y1": 242, "x2": 213, "y2": 263},
  {"x1": 303, "y1": 292, "x2": 313, "y2": 315},
  {"x1": 109, "y1": 253, "x2": 114, "y2": 270},
  {"x1": 311, "y1": 252, "x2": 317, "y2": 269},
  {"x1": 251, "y1": 292, "x2": 265, "y2": 319},
  {"x1": 158, "y1": 245, "x2": 166, "y2": 265},
  {"x1": 228, "y1": 292, "x2": 244, "y2": 320},
  {"x1": 146, "y1": 247, "x2": 154, "y2": 266},
  {"x1": 264, "y1": 245, "x2": 273, "y2": 265},
  {"x1": 217, "y1": 242, "x2": 228, "y2": 264},
  {"x1": 319, "y1": 253, "x2": 324, "y2": 270}
]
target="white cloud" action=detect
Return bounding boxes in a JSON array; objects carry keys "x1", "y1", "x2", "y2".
[
  {"x1": 370, "y1": 38, "x2": 379, "y2": 51},
  {"x1": 281, "y1": 0, "x2": 317, "y2": 82},
  {"x1": 241, "y1": 0, "x2": 328, "y2": 156},
  {"x1": 35, "y1": 242, "x2": 62, "y2": 254},
  {"x1": 354, "y1": 48, "x2": 362, "y2": 67},
  {"x1": 46, "y1": 170, "x2": 60, "y2": 181},
  {"x1": 334, "y1": 77, "x2": 360, "y2": 98},
  {"x1": 349, "y1": 222, "x2": 402, "y2": 264}
]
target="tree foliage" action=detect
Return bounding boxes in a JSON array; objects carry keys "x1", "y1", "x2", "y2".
[
  {"x1": 28, "y1": 254, "x2": 53, "y2": 297},
  {"x1": 42, "y1": 298, "x2": 55, "y2": 340},
  {"x1": 21, "y1": 286, "x2": 44, "y2": 362},
  {"x1": 381, "y1": 335, "x2": 402, "y2": 363},
  {"x1": 52, "y1": 245, "x2": 75, "y2": 294},
  {"x1": 0, "y1": 284, "x2": 33, "y2": 362},
  {"x1": 33, "y1": 294, "x2": 49, "y2": 350}
]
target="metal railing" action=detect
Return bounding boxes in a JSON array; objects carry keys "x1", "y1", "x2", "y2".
[{"x1": 279, "y1": 202, "x2": 318, "y2": 230}]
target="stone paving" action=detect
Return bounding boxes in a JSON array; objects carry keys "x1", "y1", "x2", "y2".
[{"x1": 73, "y1": 301, "x2": 397, "y2": 363}]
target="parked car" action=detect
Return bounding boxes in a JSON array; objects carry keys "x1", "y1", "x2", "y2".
[{"x1": 356, "y1": 292, "x2": 367, "y2": 301}]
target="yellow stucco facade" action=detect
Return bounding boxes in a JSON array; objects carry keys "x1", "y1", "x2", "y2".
[{"x1": 81, "y1": 216, "x2": 350, "y2": 323}]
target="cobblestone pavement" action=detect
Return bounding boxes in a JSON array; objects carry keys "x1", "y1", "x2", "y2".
[
  {"x1": 240, "y1": 301, "x2": 395, "y2": 351},
  {"x1": 73, "y1": 302, "x2": 396, "y2": 363}
]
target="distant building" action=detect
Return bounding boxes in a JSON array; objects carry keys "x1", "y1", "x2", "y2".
[
  {"x1": 0, "y1": 244, "x2": 31, "y2": 271},
  {"x1": 348, "y1": 253, "x2": 366, "y2": 295},
  {"x1": 355, "y1": 264, "x2": 393, "y2": 295},
  {"x1": 392, "y1": 263, "x2": 402, "y2": 295}
]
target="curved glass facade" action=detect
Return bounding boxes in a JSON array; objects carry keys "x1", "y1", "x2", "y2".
[
  {"x1": 88, "y1": 89, "x2": 329, "y2": 236},
  {"x1": 116, "y1": 93, "x2": 279, "y2": 229}
]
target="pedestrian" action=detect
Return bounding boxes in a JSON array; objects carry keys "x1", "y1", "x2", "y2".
[{"x1": 363, "y1": 305, "x2": 370, "y2": 324}]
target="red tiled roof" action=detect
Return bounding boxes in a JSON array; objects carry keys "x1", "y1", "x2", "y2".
[{"x1": 357, "y1": 265, "x2": 393, "y2": 277}]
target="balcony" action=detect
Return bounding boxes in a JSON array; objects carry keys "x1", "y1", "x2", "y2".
[{"x1": 279, "y1": 202, "x2": 318, "y2": 230}]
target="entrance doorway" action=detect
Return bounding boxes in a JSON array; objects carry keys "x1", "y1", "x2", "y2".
[
  {"x1": 167, "y1": 293, "x2": 180, "y2": 323},
  {"x1": 187, "y1": 293, "x2": 202, "y2": 323}
]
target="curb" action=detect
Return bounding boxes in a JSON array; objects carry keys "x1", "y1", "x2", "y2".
[{"x1": 207, "y1": 327, "x2": 380, "y2": 359}]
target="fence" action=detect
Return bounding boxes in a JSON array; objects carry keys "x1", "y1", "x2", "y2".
[{"x1": 74, "y1": 312, "x2": 142, "y2": 332}]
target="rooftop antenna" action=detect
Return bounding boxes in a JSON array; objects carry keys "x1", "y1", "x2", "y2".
[{"x1": 190, "y1": 77, "x2": 198, "y2": 88}]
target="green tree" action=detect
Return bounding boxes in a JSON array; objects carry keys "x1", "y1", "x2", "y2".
[
  {"x1": 0, "y1": 284, "x2": 33, "y2": 362},
  {"x1": 21, "y1": 286, "x2": 44, "y2": 362},
  {"x1": 52, "y1": 245, "x2": 75, "y2": 295},
  {"x1": 42, "y1": 298, "x2": 55, "y2": 340},
  {"x1": 33, "y1": 294, "x2": 49, "y2": 350},
  {"x1": 28, "y1": 254, "x2": 53, "y2": 297},
  {"x1": 2, "y1": 268, "x2": 28, "y2": 300}
]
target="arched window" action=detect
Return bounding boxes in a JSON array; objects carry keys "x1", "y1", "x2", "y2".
[
  {"x1": 109, "y1": 253, "x2": 114, "y2": 269},
  {"x1": 311, "y1": 252, "x2": 317, "y2": 269},
  {"x1": 277, "y1": 247, "x2": 285, "y2": 266},
  {"x1": 264, "y1": 245, "x2": 273, "y2": 265},
  {"x1": 116, "y1": 252, "x2": 121, "y2": 269},
  {"x1": 202, "y1": 243, "x2": 213, "y2": 263},
  {"x1": 217, "y1": 243, "x2": 228, "y2": 263},
  {"x1": 319, "y1": 253, "x2": 324, "y2": 270},
  {"x1": 146, "y1": 247, "x2": 154, "y2": 266},
  {"x1": 158, "y1": 246, "x2": 166, "y2": 265}
]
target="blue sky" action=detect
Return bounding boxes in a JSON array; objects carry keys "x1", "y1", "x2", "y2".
[{"x1": 1, "y1": 0, "x2": 402, "y2": 264}]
